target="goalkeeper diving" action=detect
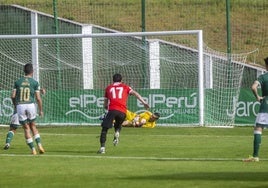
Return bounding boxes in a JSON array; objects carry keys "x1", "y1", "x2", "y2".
[
  {"x1": 122, "y1": 110, "x2": 160, "y2": 128},
  {"x1": 100, "y1": 110, "x2": 160, "y2": 128}
]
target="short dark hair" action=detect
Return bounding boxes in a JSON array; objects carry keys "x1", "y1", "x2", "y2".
[
  {"x1": 113, "y1": 73, "x2": 122, "y2": 82},
  {"x1": 24, "y1": 63, "x2": 33, "y2": 75},
  {"x1": 264, "y1": 57, "x2": 268, "y2": 65},
  {"x1": 153, "y1": 112, "x2": 160, "y2": 118}
]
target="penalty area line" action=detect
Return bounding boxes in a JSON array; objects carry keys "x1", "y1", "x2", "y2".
[{"x1": 0, "y1": 153, "x2": 261, "y2": 161}]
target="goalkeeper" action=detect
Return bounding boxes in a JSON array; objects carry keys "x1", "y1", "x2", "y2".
[{"x1": 122, "y1": 110, "x2": 160, "y2": 128}]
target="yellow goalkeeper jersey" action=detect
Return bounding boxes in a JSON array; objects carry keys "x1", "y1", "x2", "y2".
[
  {"x1": 125, "y1": 110, "x2": 156, "y2": 128},
  {"x1": 125, "y1": 110, "x2": 137, "y2": 121}
]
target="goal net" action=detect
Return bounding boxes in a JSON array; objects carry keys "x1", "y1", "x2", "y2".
[
  {"x1": 203, "y1": 46, "x2": 251, "y2": 126},
  {"x1": 0, "y1": 30, "x2": 245, "y2": 127}
]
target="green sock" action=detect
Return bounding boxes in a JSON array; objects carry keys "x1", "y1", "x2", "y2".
[
  {"x1": 26, "y1": 138, "x2": 35, "y2": 150},
  {"x1": 253, "y1": 133, "x2": 261, "y2": 157},
  {"x1": 5, "y1": 131, "x2": 14, "y2": 144},
  {"x1": 34, "y1": 134, "x2": 41, "y2": 145}
]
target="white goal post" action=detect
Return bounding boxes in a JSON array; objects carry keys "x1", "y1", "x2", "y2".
[{"x1": 0, "y1": 30, "x2": 244, "y2": 127}]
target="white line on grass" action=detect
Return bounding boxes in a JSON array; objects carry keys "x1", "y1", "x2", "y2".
[
  {"x1": 0, "y1": 153, "x2": 267, "y2": 161},
  {"x1": 1, "y1": 132, "x2": 257, "y2": 138}
]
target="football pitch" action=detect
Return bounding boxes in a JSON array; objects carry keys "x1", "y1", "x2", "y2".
[{"x1": 0, "y1": 126, "x2": 268, "y2": 188}]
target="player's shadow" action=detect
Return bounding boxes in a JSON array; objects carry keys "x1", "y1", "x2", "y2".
[{"x1": 123, "y1": 172, "x2": 268, "y2": 182}]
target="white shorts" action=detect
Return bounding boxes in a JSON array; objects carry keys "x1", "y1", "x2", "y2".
[
  {"x1": 10, "y1": 113, "x2": 20, "y2": 126},
  {"x1": 255, "y1": 113, "x2": 268, "y2": 128},
  {"x1": 16, "y1": 103, "x2": 37, "y2": 123}
]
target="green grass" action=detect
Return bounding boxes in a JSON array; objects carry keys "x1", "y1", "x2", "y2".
[{"x1": 0, "y1": 126, "x2": 268, "y2": 188}]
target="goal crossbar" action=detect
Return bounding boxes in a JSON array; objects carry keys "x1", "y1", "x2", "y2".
[{"x1": 0, "y1": 30, "x2": 202, "y2": 39}]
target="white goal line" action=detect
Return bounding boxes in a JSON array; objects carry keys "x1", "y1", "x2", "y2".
[{"x1": 0, "y1": 154, "x2": 258, "y2": 161}]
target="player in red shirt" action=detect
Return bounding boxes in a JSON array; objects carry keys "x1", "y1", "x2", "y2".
[{"x1": 97, "y1": 73, "x2": 149, "y2": 154}]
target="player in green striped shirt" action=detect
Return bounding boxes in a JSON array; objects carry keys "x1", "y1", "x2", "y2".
[
  {"x1": 11, "y1": 63, "x2": 45, "y2": 155},
  {"x1": 3, "y1": 88, "x2": 45, "y2": 150},
  {"x1": 244, "y1": 57, "x2": 268, "y2": 162}
]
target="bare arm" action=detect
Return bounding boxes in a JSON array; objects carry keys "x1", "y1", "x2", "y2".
[
  {"x1": 121, "y1": 120, "x2": 132, "y2": 126},
  {"x1": 11, "y1": 89, "x2": 16, "y2": 109},
  {"x1": 40, "y1": 88, "x2": 46, "y2": 95},
  {"x1": 35, "y1": 91, "x2": 43, "y2": 117},
  {"x1": 103, "y1": 98, "x2": 108, "y2": 110},
  {"x1": 251, "y1": 80, "x2": 262, "y2": 102},
  {"x1": 130, "y1": 90, "x2": 150, "y2": 109}
]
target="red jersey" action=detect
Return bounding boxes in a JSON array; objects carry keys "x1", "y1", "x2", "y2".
[{"x1": 104, "y1": 82, "x2": 132, "y2": 113}]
